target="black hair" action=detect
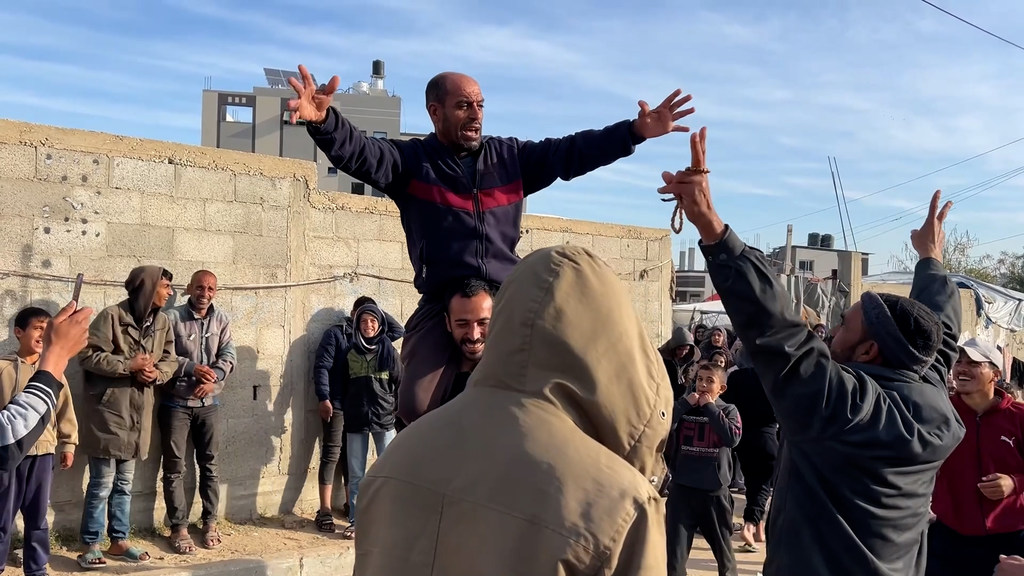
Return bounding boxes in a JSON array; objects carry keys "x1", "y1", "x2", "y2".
[
  {"x1": 709, "y1": 349, "x2": 731, "y2": 368},
  {"x1": 161, "y1": 269, "x2": 174, "y2": 282},
  {"x1": 446, "y1": 278, "x2": 497, "y2": 313},
  {"x1": 14, "y1": 307, "x2": 51, "y2": 331},
  {"x1": 877, "y1": 293, "x2": 942, "y2": 366},
  {"x1": 697, "y1": 361, "x2": 728, "y2": 382},
  {"x1": 352, "y1": 296, "x2": 378, "y2": 316},
  {"x1": 425, "y1": 74, "x2": 449, "y2": 107}
]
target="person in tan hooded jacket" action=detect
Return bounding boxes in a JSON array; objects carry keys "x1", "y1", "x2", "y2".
[
  {"x1": 353, "y1": 244, "x2": 674, "y2": 576},
  {"x1": 76, "y1": 265, "x2": 177, "y2": 568}
]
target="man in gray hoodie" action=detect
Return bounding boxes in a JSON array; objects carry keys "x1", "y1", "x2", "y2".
[{"x1": 660, "y1": 326, "x2": 701, "y2": 400}]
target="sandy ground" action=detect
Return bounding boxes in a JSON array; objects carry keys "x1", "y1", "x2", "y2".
[{"x1": 6, "y1": 495, "x2": 765, "y2": 576}]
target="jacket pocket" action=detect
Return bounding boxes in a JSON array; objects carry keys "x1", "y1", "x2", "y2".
[{"x1": 98, "y1": 387, "x2": 114, "y2": 407}]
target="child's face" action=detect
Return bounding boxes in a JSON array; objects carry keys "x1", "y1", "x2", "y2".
[
  {"x1": 14, "y1": 318, "x2": 48, "y2": 356},
  {"x1": 358, "y1": 313, "x2": 380, "y2": 338},
  {"x1": 695, "y1": 369, "x2": 725, "y2": 400}
]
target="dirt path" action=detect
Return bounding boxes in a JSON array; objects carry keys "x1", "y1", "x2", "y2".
[{"x1": 6, "y1": 496, "x2": 764, "y2": 575}]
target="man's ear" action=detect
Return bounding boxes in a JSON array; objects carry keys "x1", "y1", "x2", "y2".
[
  {"x1": 718, "y1": 383, "x2": 728, "y2": 394},
  {"x1": 856, "y1": 339, "x2": 882, "y2": 364},
  {"x1": 992, "y1": 367, "x2": 1003, "y2": 385},
  {"x1": 13, "y1": 327, "x2": 24, "y2": 340},
  {"x1": 444, "y1": 313, "x2": 453, "y2": 333}
]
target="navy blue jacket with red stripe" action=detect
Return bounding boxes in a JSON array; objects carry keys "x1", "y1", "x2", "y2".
[{"x1": 308, "y1": 107, "x2": 645, "y2": 297}]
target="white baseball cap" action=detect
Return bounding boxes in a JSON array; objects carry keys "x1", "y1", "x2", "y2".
[{"x1": 958, "y1": 337, "x2": 1002, "y2": 368}]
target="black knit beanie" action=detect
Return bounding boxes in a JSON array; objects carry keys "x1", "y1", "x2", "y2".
[{"x1": 860, "y1": 291, "x2": 941, "y2": 374}]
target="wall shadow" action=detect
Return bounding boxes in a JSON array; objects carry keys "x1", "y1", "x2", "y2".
[
  {"x1": 275, "y1": 307, "x2": 346, "y2": 516},
  {"x1": 222, "y1": 345, "x2": 274, "y2": 522}
]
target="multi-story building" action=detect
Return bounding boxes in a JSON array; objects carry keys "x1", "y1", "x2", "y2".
[
  {"x1": 768, "y1": 232, "x2": 870, "y2": 281},
  {"x1": 200, "y1": 60, "x2": 416, "y2": 197}
]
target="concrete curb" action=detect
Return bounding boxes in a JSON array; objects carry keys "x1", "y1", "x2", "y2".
[{"x1": 128, "y1": 544, "x2": 355, "y2": 576}]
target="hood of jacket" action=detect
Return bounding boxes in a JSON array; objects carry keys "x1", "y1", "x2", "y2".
[
  {"x1": 124, "y1": 265, "x2": 166, "y2": 326},
  {"x1": 470, "y1": 244, "x2": 673, "y2": 481}
]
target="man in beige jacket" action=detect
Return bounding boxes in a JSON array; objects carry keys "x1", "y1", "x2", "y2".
[
  {"x1": 354, "y1": 244, "x2": 673, "y2": 575},
  {"x1": 0, "y1": 306, "x2": 78, "y2": 576}
]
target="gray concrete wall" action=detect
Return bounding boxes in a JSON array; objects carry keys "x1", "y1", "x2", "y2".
[{"x1": 0, "y1": 118, "x2": 672, "y2": 532}]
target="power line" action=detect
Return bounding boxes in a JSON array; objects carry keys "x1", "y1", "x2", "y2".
[
  {"x1": 740, "y1": 136, "x2": 1024, "y2": 233},
  {"x1": 919, "y1": 0, "x2": 1024, "y2": 53},
  {"x1": 976, "y1": 231, "x2": 1024, "y2": 248}
]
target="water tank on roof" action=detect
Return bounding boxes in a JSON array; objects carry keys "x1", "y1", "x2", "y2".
[
  {"x1": 372, "y1": 59, "x2": 385, "y2": 77},
  {"x1": 807, "y1": 232, "x2": 821, "y2": 247},
  {"x1": 821, "y1": 234, "x2": 835, "y2": 249},
  {"x1": 352, "y1": 81, "x2": 370, "y2": 94}
]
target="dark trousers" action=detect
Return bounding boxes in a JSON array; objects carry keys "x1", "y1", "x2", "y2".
[
  {"x1": 397, "y1": 297, "x2": 458, "y2": 425},
  {"x1": 925, "y1": 520, "x2": 1024, "y2": 576},
  {"x1": 666, "y1": 484, "x2": 737, "y2": 576},
  {"x1": 735, "y1": 427, "x2": 778, "y2": 525},
  {"x1": 318, "y1": 399, "x2": 349, "y2": 486},
  {"x1": 0, "y1": 454, "x2": 53, "y2": 576},
  {"x1": 158, "y1": 403, "x2": 220, "y2": 531}
]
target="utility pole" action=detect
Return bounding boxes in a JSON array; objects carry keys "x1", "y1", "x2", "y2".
[{"x1": 783, "y1": 224, "x2": 795, "y2": 311}]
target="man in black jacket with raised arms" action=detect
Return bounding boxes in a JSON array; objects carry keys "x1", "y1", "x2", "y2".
[
  {"x1": 287, "y1": 65, "x2": 694, "y2": 425},
  {"x1": 658, "y1": 127, "x2": 966, "y2": 576}
]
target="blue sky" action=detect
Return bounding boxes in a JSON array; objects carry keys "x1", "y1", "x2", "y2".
[{"x1": 3, "y1": 0, "x2": 1024, "y2": 272}]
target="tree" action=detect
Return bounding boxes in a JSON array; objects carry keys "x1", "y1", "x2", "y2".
[
  {"x1": 889, "y1": 226, "x2": 998, "y2": 283},
  {"x1": 995, "y1": 250, "x2": 1024, "y2": 292}
]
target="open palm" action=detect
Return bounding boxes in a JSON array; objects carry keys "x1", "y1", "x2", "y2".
[
  {"x1": 634, "y1": 89, "x2": 695, "y2": 139},
  {"x1": 286, "y1": 64, "x2": 340, "y2": 125}
]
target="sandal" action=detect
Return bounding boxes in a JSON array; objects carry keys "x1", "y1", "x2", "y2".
[
  {"x1": 107, "y1": 545, "x2": 151, "y2": 564},
  {"x1": 170, "y1": 533, "x2": 198, "y2": 555},
  {"x1": 736, "y1": 542, "x2": 760, "y2": 553},
  {"x1": 77, "y1": 548, "x2": 107, "y2": 570},
  {"x1": 203, "y1": 526, "x2": 223, "y2": 549},
  {"x1": 340, "y1": 524, "x2": 355, "y2": 540},
  {"x1": 315, "y1": 510, "x2": 336, "y2": 533}
]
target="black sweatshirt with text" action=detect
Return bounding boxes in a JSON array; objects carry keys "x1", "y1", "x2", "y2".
[{"x1": 666, "y1": 397, "x2": 742, "y2": 492}]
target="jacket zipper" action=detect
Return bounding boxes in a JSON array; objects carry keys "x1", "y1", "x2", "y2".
[
  {"x1": 975, "y1": 413, "x2": 988, "y2": 534},
  {"x1": 459, "y1": 152, "x2": 487, "y2": 281}
]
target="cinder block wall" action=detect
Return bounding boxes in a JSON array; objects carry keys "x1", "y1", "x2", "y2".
[{"x1": 0, "y1": 119, "x2": 672, "y2": 532}]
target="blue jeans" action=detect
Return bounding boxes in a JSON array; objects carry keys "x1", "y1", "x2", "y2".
[
  {"x1": 80, "y1": 458, "x2": 136, "y2": 545},
  {"x1": 346, "y1": 430, "x2": 395, "y2": 524}
]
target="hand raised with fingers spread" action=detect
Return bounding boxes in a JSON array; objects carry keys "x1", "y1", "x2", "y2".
[
  {"x1": 911, "y1": 190, "x2": 952, "y2": 264},
  {"x1": 633, "y1": 89, "x2": 695, "y2": 139},
  {"x1": 286, "y1": 64, "x2": 341, "y2": 126}
]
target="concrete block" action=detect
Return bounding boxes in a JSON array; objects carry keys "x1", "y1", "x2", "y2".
[
  {"x1": 606, "y1": 257, "x2": 635, "y2": 277},
  {"x1": 105, "y1": 223, "x2": 174, "y2": 258},
  {"x1": 0, "y1": 144, "x2": 36, "y2": 180},
  {"x1": 110, "y1": 157, "x2": 174, "y2": 194},
  {"x1": 307, "y1": 209, "x2": 335, "y2": 238},
  {"x1": 69, "y1": 255, "x2": 147, "y2": 285},
  {"x1": 565, "y1": 233, "x2": 594, "y2": 249},
  {"x1": 32, "y1": 217, "x2": 107, "y2": 256},
  {"x1": 174, "y1": 229, "x2": 234, "y2": 262},
  {"x1": 0, "y1": 252, "x2": 71, "y2": 277},
  {"x1": 358, "y1": 239, "x2": 405, "y2": 270},
  {"x1": 36, "y1": 148, "x2": 107, "y2": 186},
  {"x1": 67, "y1": 186, "x2": 143, "y2": 225},
  {"x1": 263, "y1": 206, "x2": 289, "y2": 238},
  {"x1": 235, "y1": 174, "x2": 292, "y2": 206},
  {"x1": 141, "y1": 194, "x2": 205, "y2": 229},
  {"x1": 205, "y1": 201, "x2": 264, "y2": 235},
  {"x1": 334, "y1": 210, "x2": 380, "y2": 239},
  {"x1": 308, "y1": 238, "x2": 357, "y2": 268},
  {"x1": 0, "y1": 180, "x2": 65, "y2": 218},
  {"x1": 258, "y1": 325, "x2": 287, "y2": 357},
  {"x1": 621, "y1": 238, "x2": 648, "y2": 260},
  {"x1": 0, "y1": 215, "x2": 33, "y2": 251},
  {"x1": 529, "y1": 229, "x2": 566, "y2": 250},
  {"x1": 233, "y1": 234, "x2": 289, "y2": 266},
  {"x1": 261, "y1": 266, "x2": 288, "y2": 284},
  {"x1": 648, "y1": 239, "x2": 663, "y2": 261},
  {"x1": 378, "y1": 215, "x2": 405, "y2": 242},
  {"x1": 592, "y1": 235, "x2": 621, "y2": 259},
  {"x1": 175, "y1": 165, "x2": 235, "y2": 201}
]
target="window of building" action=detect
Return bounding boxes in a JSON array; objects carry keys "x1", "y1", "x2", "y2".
[
  {"x1": 798, "y1": 259, "x2": 814, "y2": 273},
  {"x1": 327, "y1": 167, "x2": 338, "y2": 176},
  {"x1": 351, "y1": 182, "x2": 366, "y2": 195},
  {"x1": 373, "y1": 131, "x2": 387, "y2": 139}
]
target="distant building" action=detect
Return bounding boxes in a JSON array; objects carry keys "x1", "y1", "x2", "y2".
[
  {"x1": 200, "y1": 60, "x2": 413, "y2": 197},
  {"x1": 674, "y1": 246, "x2": 714, "y2": 303},
  {"x1": 768, "y1": 232, "x2": 870, "y2": 281}
]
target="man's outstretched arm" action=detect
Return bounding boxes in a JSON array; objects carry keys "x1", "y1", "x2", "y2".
[{"x1": 516, "y1": 90, "x2": 694, "y2": 195}]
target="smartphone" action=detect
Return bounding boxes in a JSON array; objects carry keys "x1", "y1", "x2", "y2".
[{"x1": 72, "y1": 273, "x2": 84, "y2": 306}]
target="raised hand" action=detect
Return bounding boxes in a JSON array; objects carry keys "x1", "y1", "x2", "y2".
[
  {"x1": 38, "y1": 300, "x2": 93, "y2": 376},
  {"x1": 657, "y1": 127, "x2": 725, "y2": 242},
  {"x1": 910, "y1": 190, "x2": 952, "y2": 264},
  {"x1": 633, "y1": 89, "x2": 694, "y2": 139},
  {"x1": 286, "y1": 64, "x2": 341, "y2": 125}
]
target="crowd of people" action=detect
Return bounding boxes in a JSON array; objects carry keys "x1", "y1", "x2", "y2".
[{"x1": 0, "y1": 66, "x2": 1022, "y2": 576}]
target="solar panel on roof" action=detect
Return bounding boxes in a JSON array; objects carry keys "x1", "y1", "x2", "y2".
[{"x1": 263, "y1": 67, "x2": 315, "y2": 89}]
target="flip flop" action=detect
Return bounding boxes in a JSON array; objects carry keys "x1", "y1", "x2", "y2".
[
  {"x1": 736, "y1": 542, "x2": 760, "y2": 553},
  {"x1": 107, "y1": 545, "x2": 151, "y2": 564},
  {"x1": 76, "y1": 549, "x2": 107, "y2": 570}
]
